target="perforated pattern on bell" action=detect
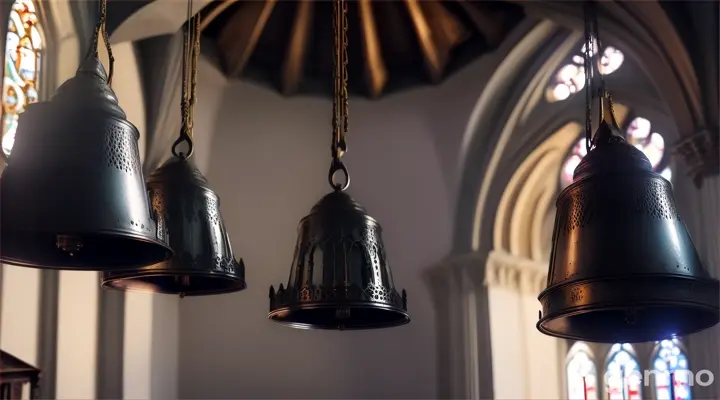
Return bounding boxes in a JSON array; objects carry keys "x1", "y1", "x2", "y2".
[
  {"x1": 101, "y1": 157, "x2": 246, "y2": 296},
  {"x1": 537, "y1": 123, "x2": 719, "y2": 343},
  {"x1": 104, "y1": 125, "x2": 141, "y2": 174},
  {"x1": 269, "y1": 190, "x2": 409, "y2": 330}
]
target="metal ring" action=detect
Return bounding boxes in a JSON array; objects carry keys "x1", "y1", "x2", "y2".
[
  {"x1": 171, "y1": 127, "x2": 194, "y2": 159},
  {"x1": 328, "y1": 159, "x2": 350, "y2": 192}
]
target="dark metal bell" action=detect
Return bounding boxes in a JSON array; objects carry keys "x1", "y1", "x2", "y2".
[
  {"x1": 269, "y1": 190, "x2": 410, "y2": 330},
  {"x1": 0, "y1": 57, "x2": 173, "y2": 270},
  {"x1": 101, "y1": 157, "x2": 246, "y2": 296},
  {"x1": 537, "y1": 120, "x2": 720, "y2": 343}
]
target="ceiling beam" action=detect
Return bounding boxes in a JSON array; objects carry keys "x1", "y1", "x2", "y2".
[
  {"x1": 218, "y1": 0, "x2": 277, "y2": 78},
  {"x1": 359, "y1": 0, "x2": 387, "y2": 98},
  {"x1": 281, "y1": 0, "x2": 314, "y2": 95}
]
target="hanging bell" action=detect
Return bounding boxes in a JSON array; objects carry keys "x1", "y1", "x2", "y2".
[
  {"x1": 269, "y1": 188, "x2": 410, "y2": 330},
  {"x1": 537, "y1": 120, "x2": 720, "y2": 343},
  {"x1": 0, "y1": 57, "x2": 172, "y2": 270},
  {"x1": 101, "y1": 157, "x2": 246, "y2": 296}
]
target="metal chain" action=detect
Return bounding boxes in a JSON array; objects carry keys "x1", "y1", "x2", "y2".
[
  {"x1": 583, "y1": 1, "x2": 595, "y2": 152},
  {"x1": 83, "y1": 0, "x2": 114, "y2": 85},
  {"x1": 172, "y1": 0, "x2": 199, "y2": 159},
  {"x1": 329, "y1": 0, "x2": 349, "y2": 191},
  {"x1": 584, "y1": 0, "x2": 620, "y2": 151}
]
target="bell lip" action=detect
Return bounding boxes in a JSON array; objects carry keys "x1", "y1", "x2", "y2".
[
  {"x1": 556, "y1": 167, "x2": 670, "y2": 205},
  {"x1": 100, "y1": 270, "x2": 247, "y2": 296},
  {"x1": 268, "y1": 302, "x2": 411, "y2": 330},
  {"x1": 537, "y1": 274, "x2": 720, "y2": 300},
  {"x1": 537, "y1": 275, "x2": 720, "y2": 342},
  {"x1": 536, "y1": 303, "x2": 720, "y2": 343},
  {"x1": 0, "y1": 229, "x2": 173, "y2": 271}
]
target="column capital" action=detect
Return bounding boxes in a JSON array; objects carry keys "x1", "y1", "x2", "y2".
[
  {"x1": 674, "y1": 128, "x2": 719, "y2": 187},
  {"x1": 485, "y1": 250, "x2": 547, "y2": 295}
]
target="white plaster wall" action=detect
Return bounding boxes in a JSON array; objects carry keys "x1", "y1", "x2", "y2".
[
  {"x1": 177, "y1": 84, "x2": 456, "y2": 399},
  {"x1": 488, "y1": 286, "x2": 526, "y2": 399},
  {"x1": 174, "y1": 41, "x2": 506, "y2": 398}
]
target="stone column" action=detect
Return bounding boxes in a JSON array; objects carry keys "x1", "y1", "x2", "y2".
[
  {"x1": 674, "y1": 128, "x2": 719, "y2": 399},
  {"x1": 425, "y1": 252, "x2": 493, "y2": 400}
]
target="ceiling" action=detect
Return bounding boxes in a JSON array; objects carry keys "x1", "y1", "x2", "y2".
[{"x1": 199, "y1": 0, "x2": 525, "y2": 98}]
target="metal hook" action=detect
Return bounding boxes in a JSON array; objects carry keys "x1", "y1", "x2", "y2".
[
  {"x1": 328, "y1": 158, "x2": 350, "y2": 192},
  {"x1": 171, "y1": 125, "x2": 194, "y2": 159}
]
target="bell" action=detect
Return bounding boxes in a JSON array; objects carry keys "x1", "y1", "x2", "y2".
[
  {"x1": 0, "y1": 57, "x2": 172, "y2": 270},
  {"x1": 101, "y1": 157, "x2": 246, "y2": 296},
  {"x1": 537, "y1": 120, "x2": 720, "y2": 343},
  {"x1": 269, "y1": 190, "x2": 410, "y2": 330}
]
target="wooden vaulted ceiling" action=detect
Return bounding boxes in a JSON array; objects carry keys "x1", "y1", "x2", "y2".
[{"x1": 199, "y1": 0, "x2": 525, "y2": 98}]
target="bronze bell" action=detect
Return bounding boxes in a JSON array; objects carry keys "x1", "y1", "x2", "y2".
[
  {"x1": 269, "y1": 190, "x2": 410, "y2": 330},
  {"x1": 101, "y1": 157, "x2": 246, "y2": 296},
  {"x1": 0, "y1": 57, "x2": 172, "y2": 270},
  {"x1": 537, "y1": 120, "x2": 720, "y2": 343}
]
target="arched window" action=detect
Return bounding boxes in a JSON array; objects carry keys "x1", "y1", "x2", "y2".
[
  {"x1": 547, "y1": 40, "x2": 625, "y2": 102},
  {"x1": 559, "y1": 115, "x2": 672, "y2": 189},
  {"x1": 652, "y1": 339, "x2": 692, "y2": 400},
  {"x1": 567, "y1": 342, "x2": 598, "y2": 400},
  {"x1": 2, "y1": 0, "x2": 44, "y2": 157},
  {"x1": 605, "y1": 343, "x2": 642, "y2": 400}
]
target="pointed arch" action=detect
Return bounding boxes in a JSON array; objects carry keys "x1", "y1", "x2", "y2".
[
  {"x1": 605, "y1": 343, "x2": 642, "y2": 400},
  {"x1": 566, "y1": 342, "x2": 598, "y2": 400},
  {"x1": 2, "y1": 0, "x2": 45, "y2": 158},
  {"x1": 651, "y1": 339, "x2": 693, "y2": 400}
]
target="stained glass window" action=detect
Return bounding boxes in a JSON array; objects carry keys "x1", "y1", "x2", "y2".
[
  {"x1": 560, "y1": 115, "x2": 671, "y2": 188},
  {"x1": 567, "y1": 343, "x2": 598, "y2": 400},
  {"x1": 605, "y1": 343, "x2": 642, "y2": 400},
  {"x1": 2, "y1": 0, "x2": 43, "y2": 157},
  {"x1": 547, "y1": 40, "x2": 625, "y2": 103},
  {"x1": 653, "y1": 339, "x2": 692, "y2": 400}
]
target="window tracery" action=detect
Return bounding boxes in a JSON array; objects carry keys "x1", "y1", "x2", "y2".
[
  {"x1": 560, "y1": 115, "x2": 672, "y2": 189},
  {"x1": 547, "y1": 40, "x2": 624, "y2": 103},
  {"x1": 605, "y1": 343, "x2": 642, "y2": 400},
  {"x1": 653, "y1": 339, "x2": 692, "y2": 400},
  {"x1": 2, "y1": 0, "x2": 44, "y2": 157},
  {"x1": 567, "y1": 343, "x2": 598, "y2": 400}
]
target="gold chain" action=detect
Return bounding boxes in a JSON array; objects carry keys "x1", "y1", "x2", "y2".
[
  {"x1": 84, "y1": 0, "x2": 114, "y2": 85},
  {"x1": 173, "y1": 0, "x2": 200, "y2": 159},
  {"x1": 332, "y1": 0, "x2": 348, "y2": 161}
]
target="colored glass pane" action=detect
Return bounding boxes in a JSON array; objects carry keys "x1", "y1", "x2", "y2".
[
  {"x1": 548, "y1": 40, "x2": 625, "y2": 103},
  {"x1": 567, "y1": 345, "x2": 598, "y2": 400},
  {"x1": 2, "y1": 0, "x2": 43, "y2": 157},
  {"x1": 605, "y1": 343, "x2": 642, "y2": 400},
  {"x1": 653, "y1": 339, "x2": 692, "y2": 400}
]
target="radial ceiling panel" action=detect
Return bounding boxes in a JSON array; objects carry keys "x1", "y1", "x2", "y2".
[{"x1": 200, "y1": 0, "x2": 525, "y2": 98}]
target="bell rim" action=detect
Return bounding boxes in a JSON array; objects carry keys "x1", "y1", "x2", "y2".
[
  {"x1": 100, "y1": 270, "x2": 247, "y2": 296},
  {"x1": 536, "y1": 303, "x2": 720, "y2": 343},
  {"x1": 268, "y1": 302, "x2": 411, "y2": 330},
  {"x1": 0, "y1": 230, "x2": 173, "y2": 271},
  {"x1": 537, "y1": 274, "x2": 719, "y2": 300}
]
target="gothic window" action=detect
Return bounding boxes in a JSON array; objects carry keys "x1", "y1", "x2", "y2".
[
  {"x1": 652, "y1": 339, "x2": 692, "y2": 400},
  {"x1": 605, "y1": 343, "x2": 642, "y2": 400},
  {"x1": 2, "y1": 0, "x2": 44, "y2": 157},
  {"x1": 559, "y1": 115, "x2": 672, "y2": 189},
  {"x1": 547, "y1": 41, "x2": 625, "y2": 103},
  {"x1": 567, "y1": 342, "x2": 598, "y2": 400}
]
